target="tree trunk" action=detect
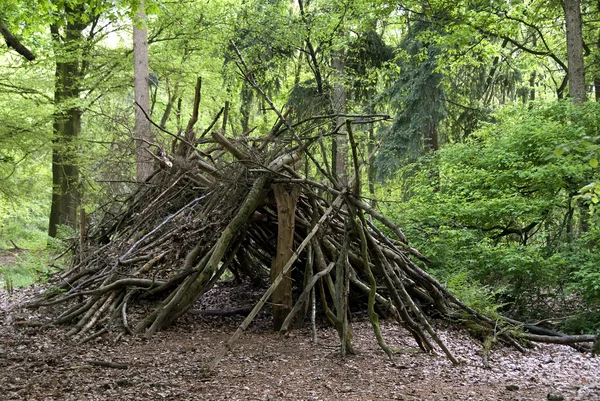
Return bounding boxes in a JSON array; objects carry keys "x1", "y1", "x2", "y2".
[
  {"x1": 332, "y1": 50, "x2": 347, "y2": 185},
  {"x1": 367, "y1": 126, "x2": 377, "y2": 207},
  {"x1": 564, "y1": 0, "x2": 587, "y2": 103},
  {"x1": 49, "y1": 101, "x2": 81, "y2": 237},
  {"x1": 49, "y1": 107, "x2": 81, "y2": 237},
  {"x1": 271, "y1": 184, "x2": 300, "y2": 331},
  {"x1": 133, "y1": 3, "x2": 154, "y2": 182},
  {"x1": 424, "y1": 80, "x2": 440, "y2": 152},
  {"x1": 240, "y1": 83, "x2": 253, "y2": 133},
  {"x1": 48, "y1": 10, "x2": 87, "y2": 238},
  {"x1": 529, "y1": 71, "x2": 536, "y2": 102}
]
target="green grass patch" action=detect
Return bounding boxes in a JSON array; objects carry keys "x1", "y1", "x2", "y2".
[{"x1": 0, "y1": 249, "x2": 62, "y2": 290}]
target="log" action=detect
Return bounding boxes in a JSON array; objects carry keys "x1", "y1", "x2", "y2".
[
  {"x1": 270, "y1": 183, "x2": 300, "y2": 330},
  {"x1": 520, "y1": 333, "x2": 596, "y2": 344}
]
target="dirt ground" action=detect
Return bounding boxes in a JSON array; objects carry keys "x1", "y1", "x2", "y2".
[{"x1": 1, "y1": 281, "x2": 599, "y2": 401}]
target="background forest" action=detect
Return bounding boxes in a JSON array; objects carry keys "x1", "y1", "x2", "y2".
[{"x1": 1, "y1": 0, "x2": 599, "y2": 334}]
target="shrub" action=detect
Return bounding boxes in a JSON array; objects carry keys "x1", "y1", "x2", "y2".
[{"x1": 379, "y1": 101, "x2": 600, "y2": 331}]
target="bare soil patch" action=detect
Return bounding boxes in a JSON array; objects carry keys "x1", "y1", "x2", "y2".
[{"x1": 1, "y1": 285, "x2": 598, "y2": 401}]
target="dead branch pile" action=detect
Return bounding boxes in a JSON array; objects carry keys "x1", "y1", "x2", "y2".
[{"x1": 29, "y1": 71, "x2": 597, "y2": 368}]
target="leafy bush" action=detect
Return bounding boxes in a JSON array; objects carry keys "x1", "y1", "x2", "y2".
[
  {"x1": 0, "y1": 212, "x2": 48, "y2": 250},
  {"x1": 379, "y1": 101, "x2": 600, "y2": 331},
  {"x1": 0, "y1": 156, "x2": 51, "y2": 250},
  {"x1": 0, "y1": 249, "x2": 60, "y2": 290}
]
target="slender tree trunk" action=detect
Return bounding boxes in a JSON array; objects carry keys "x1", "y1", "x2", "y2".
[
  {"x1": 240, "y1": 83, "x2": 253, "y2": 132},
  {"x1": 424, "y1": 120, "x2": 439, "y2": 152},
  {"x1": 133, "y1": 3, "x2": 154, "y2": 182},
  {"x1": 564, "y1": 0, "x2": 587, "y2": 103},
  {"x1": 332, "y1": 50, "x2": 348, "y2": 185},
  {"x1": 367, "y1": 126, "x2": 377, "y2": 207},
  {"x1": 529, "y1": 71, "x2": 536, "y2": 101},
  {"x1": 424, "y1": 81, "x2": 440, "y2": 152}
]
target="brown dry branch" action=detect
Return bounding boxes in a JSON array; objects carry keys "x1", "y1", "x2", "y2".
[{"x1": 26, "y1": 68, "x2": 598, "y2": 371}]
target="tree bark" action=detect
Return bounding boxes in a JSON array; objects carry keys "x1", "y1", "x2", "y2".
[
  {"x1": 133, "y1": 3, "x2": 154, "y2": 182},
  {"x1": 564, "y1": 0, "x2": 587, "y2": 103},
  {"x1": 240, "y1": 83, "x2": 253, "y2": 132},
  {"x1": 48, "y1": 8, "x2": 88, "y2": 238},
  {"x1": 49, "y1": 96, "x2": 81, "y2": 237},
  {"x1": 332, "y1": 50, "x2": 348, "y2": 185},
  {"x1": 423, "y1": 82, "x2": 440, "y2": 152},
  {"x1": 271, "y1": 184, "x2": 300, "y2": 331}
]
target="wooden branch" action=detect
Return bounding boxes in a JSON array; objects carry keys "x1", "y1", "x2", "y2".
[
  {"x1": 36, "y1": 278, "x2": 163, "y2": 307},
  {"x1": 185, "y1": 77, "x2": 202, "y2": 136},
  {"x1": 211, "y1": 129, "x2": 251, "y2": 162},
  {"x1": 77, "y1": 327, "x2": 108, "y2": 345},
  {"x1": 135, "y1": 100, "x2": 197, "y2": 152},
  {"x1": 521, "y1": 333, "x2": 596, "y2": 344},
  {"x1": 346, "y1": 122, "x2": 394, "y2": 357},
  {"x1": 268, "y1": 150, "x2": 303, "y2": 171},
  {"x1": 120, "y1": 194, "x2": 210, "y2": 261},
  {"x1": 280, "y1": 261, "x2": 335, "y2": 333},
  {"x1": 0, "y1": 19, "x2": 35, "y2": 61},
  {"x1": 121, "y1": 291, "x2": 134, "y2": 335},
  {"x1": 199, "y1": 107, "x2": 224, "y2": 139},
  {"x1": 54, "y1": 295, "x2": 100, "y2": 325},
  {"x1": 259, "y1": 107, "x2": 293, "y2": 151},
  {"x1": 189, "y1": 307, "x2": 253, "y2": 317}
]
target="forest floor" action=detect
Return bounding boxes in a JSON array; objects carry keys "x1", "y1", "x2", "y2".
[{"x1": 0, "y1": 278, "x2": 599, "y2": 401}]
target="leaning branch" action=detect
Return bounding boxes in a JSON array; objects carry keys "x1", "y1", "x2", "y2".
[{"x1": 0, "y1": 19, "x2": 35, "y2": 61}]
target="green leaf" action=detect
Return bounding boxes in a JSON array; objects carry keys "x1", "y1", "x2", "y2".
[{"x1": 590, "y1": 158, "x2": 598, "y2": 168}]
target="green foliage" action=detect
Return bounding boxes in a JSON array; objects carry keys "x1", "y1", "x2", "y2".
[
  {"x1": 0, "y1": 207, "x2": 49, "y2": 250},
  {"x1": 561, "y1": 311, "x2": 600, "y2": 334},
  {"x1": 443, "y1": 268, "x2": 505, "y2": 318},
  {"x1": 0, "y1": 49, "x2": 53, "y2": 228},
  {"x1": 566, "y1": 233, "x2": 600, "y2": 304},
  {"x1": 0, "y1": 120, "x2": 52, "y2": 250},
  {"x1": 0, "y1": 249, "x2": 60, "y2": 290},
  {"x1": 375, "y1": 17, "x2": 447, "y2": 176},
  {"x1": 553, "y1": 108, "x2": 600, "y2": 215},
  {"x1": 380, "y1": 101, "x2": 600, "y2": 330}
]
